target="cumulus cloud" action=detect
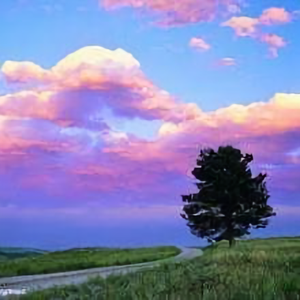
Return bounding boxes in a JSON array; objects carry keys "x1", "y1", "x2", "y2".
[
  {"x1": 1, "y1": 46, "x2": 300, "y2": 214},
  {"x1": 259, "y1": 7, "x2": 292, "y2": 25},
  {"x1": 222, "y1": 7, "x2": 292, "y2": 57},
  {"x1": 1, "y1": 46, "x2": 202, "y2": 125},
  {"x1": 2, "y1": 46, "x2": 141, "y2": 87},
  {"x1": 2, "y1": 61, "x2": 51, "y2": 83},
  {"x1": 0, "y1": 46, "x2": 203, "y2": 204},
  {"x1": 159, "y1": 93, "x2": 300, "y2": 138},
  {"x1": 70, "y1": 92, "x2": 300, "y2": 200},
  {"x1": 0, "y1": 90, "x2": 110, "y2": 130},
  {"x1": 101, "y1": 0, "x2": 241, "y2": 27},
  {"x1": 153, "y1": 94, "x2": 300, "y2": 200},
  {"x1": 74, "y1": 91, "x2": 300, "y2": 208},
  {"x1": 222, "y1": 16, "x2": 259, "y2": 37},
  {"x1": 189, "y1": 37, "x2": 211, "y2": 51}
]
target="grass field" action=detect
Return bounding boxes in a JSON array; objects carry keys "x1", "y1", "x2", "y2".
[
  {"x1": 0, "y1": 246, "x2": 180, "y2": 278},
  {"x1": 0, "y1": 247, "x2": 47, "y2": 261},
  {"x1": 14, "y1": 237, "x2": 300, "y2": 300}
]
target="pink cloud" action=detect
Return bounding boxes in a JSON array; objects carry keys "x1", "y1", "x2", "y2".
[
  {"x1": 259, "y1": 7, "x2": 292, "y2": 25},
  {"x1": 189, "y1": 37, "x2": 211, "y2": 51},
  {"x1": 0, "y1": 90, "x2": 109, "y2": 130},
  {"x1": 1, "y1": 47, "x2": 300, "y2": 213},
  {"x1": 2, "y1": 61, "x2": 51, "y2": 83},
  {"x1": 159, "y1": 93, "x2": 300, "y2": 138},
  {"x1": 1, "y1": 46, "x2": 202, "y2": 124},
  {"x1": 2, "y1": 46, "x2": 142, "y2": 87},
  {"x1": 101, "y1": 0, "x2": 240, "y2": 27},
  {"x1": 260, "y1": 33, "x2": 287, "y2": 58},
  {"x1": 222, "y1": 16, "x2": 259, "y2": 37},
  {"x1": 222, "y1": 7, "x2": 293, "y2": 34},
  {"x1": 64, "y1": 93, "x2": 300, "y2": 198},
  {"x1": 222, "y1": 7, "x2": 293, "y2": 58}
]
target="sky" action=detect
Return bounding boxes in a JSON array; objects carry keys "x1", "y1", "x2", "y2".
[{"x1": 0, "y1": 0, "x2": 300, "y2": 250}]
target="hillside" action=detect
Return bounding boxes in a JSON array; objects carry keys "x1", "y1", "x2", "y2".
[
  {"x1": 0, "y1": 247, "x2": 47, "y2": 260},
  {"x1": 16, "y1": 236, "x2": 300, "y2": 300}
]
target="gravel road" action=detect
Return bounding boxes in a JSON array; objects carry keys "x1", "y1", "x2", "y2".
[{"x1": 0, "y1": 247, "x2": 203, "y2": 296}]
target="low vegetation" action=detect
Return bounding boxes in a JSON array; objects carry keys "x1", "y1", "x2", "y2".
[
  {"x1": 0, "y1": 247, "x2": 46, "y2": 261},
  {"x1": 0, "y1": 246, "x2": 180, "y2": 277},
  {"x1": 15, "y1": 237, "x2": 300, "y2": 300}
]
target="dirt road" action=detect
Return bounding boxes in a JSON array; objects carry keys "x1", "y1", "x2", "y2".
[{"x1": 0, "y1": 247, "x2": 203, "y2": 296}]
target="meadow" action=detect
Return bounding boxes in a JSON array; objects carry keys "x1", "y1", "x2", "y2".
[
  {"x1": 13, "y1": 237, "x2": 300, "y2": 300},
  {"x1": 0, "y1": 246, "x2": 180, "y2": 277},
  {"x1": 0, "y1": 248, "x2": 47, "y2": 261}
]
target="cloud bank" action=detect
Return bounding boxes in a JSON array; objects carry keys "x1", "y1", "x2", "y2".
[{"x1": 1, "y1": 46, "x2": 300, "y2": 221}]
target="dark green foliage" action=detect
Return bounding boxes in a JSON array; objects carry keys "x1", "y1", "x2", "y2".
[{"x1": 181, "y1": 145, "x2": 276, "y2": 247}]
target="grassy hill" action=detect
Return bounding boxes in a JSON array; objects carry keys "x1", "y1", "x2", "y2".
[
  {"x1": 16, "y1": 236, "x2": 300, "y2": 300},
  {"x1": 0, "y1": 247, "x2": 47, "y2": 260},
  {"x1": 0, "y1": 246, "x2": 180, "y2": 277}
]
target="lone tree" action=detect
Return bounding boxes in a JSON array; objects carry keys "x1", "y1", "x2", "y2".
[{"x1": 181, "y1": 145, "x2": 276, "y2": 247}]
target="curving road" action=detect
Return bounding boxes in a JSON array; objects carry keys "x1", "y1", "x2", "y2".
[{"x1": 0, "y1": 247, "x2": 203, "y2": 296}]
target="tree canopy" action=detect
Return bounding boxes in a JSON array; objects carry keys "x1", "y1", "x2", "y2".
[{"x1": 181, "y1": 145, "x2": 276, "y2": 247}]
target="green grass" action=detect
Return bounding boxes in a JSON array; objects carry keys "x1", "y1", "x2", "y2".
[
  {"x1": 15, "y1": 237, "x2": 300, "y2": 300},
  {"x1": 0, "y1": 246, "x2": 180, "y2": 278},
  {"x1": 0, "y1": 247, "x2": 47, "y2": 261}
]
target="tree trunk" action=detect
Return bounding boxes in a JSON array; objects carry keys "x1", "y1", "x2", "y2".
[{"x1": 229, "y1": 237, "x2": 235, "y2": 248}]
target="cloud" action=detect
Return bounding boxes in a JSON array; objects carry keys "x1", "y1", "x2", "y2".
[
  {"x1": 2, "y1": 61, "x2": 51, "y2": 83},
  {"x1": 0, "y1": 90, "x2": 110, "y2": 130},
  {"x1": 260, "y1": 33, "x2": 287, "y2": 58},
  {"x1": 0, "y1": 46, "x2": 203, "y2": 205},
  {"x1": 70, "y1": 92, "x2": 300, "y2": 201},
  {"x1": 222, "y1": 7, "x2": 292, "y2": 35},
  {"x1": 159, "y1": 93, "x2": 300, "y2": 138},
  {"x1": 101, "y1": 0, "x2": 240, "y2": 27},
  {"x1": 215, "y1": 57, "x2": 237, "y2": 66},
  {"x1": 156, "y1": 93, "x2": 300, "y2": 176},
  {"x1": 2, "y1": 46, "x2": 141, "y2": 87},
  {"x1": 222, "y1": 7, "x2": 292, "y2": 57},
  {"x1": 2, "y1": 46, "x2": 202, "y2": 125},
  {"x1": 189, "y1": 37, "x2": 211, "y2": 51},
  {"x1": 259, "y1": 7, "x2": 292, "y2": 26},
  {"x1": 222, "y1": 16, "x2": 259, "y2": 37},
  {"x1": 1, "y1": 46, "x2": 300, "y2": 217}
]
